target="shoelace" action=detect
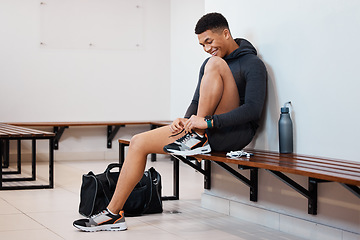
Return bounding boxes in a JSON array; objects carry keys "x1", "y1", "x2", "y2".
[
  {"x1": 176, "y1": 132, "x2": 193, "y2": 143},
  {"x1": 169, "y1": 129, "x2": 203, "y2": 144},
  {"x1": 169, "y1": 129, "x2": 196, "y2": 143},
  {"x1": 168, "y1": 128, "x2": 185, "y2": 138}
]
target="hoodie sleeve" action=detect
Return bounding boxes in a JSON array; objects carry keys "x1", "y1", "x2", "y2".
[{"x1": 213, "y1": 57, "x2": 267, "y2": 128}]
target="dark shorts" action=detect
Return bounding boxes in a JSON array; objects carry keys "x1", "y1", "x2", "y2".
[{"x1": 206, "y1": 123, "x2": 255, "y2": 152}]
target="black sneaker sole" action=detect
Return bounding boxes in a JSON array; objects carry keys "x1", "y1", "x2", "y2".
[
  {"x1": 73, "y1": 222, "x2": 127, "y2": 232},
  {"x1": 167, "y1": 146, "x2": 211, "y2": 156}
]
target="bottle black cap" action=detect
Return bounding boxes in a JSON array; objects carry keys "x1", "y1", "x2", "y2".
[{"x1": 281, "y1": 107, "x2": 289, "y2": 113}]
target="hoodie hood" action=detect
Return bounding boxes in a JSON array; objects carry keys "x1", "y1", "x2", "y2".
[{"x1": 224, "y1": 38, "x2": 257, "y2": 60}]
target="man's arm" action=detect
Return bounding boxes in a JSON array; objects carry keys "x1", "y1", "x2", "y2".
[{"x1": 213, "y1": 57, "x2": 267, "y2": 128}]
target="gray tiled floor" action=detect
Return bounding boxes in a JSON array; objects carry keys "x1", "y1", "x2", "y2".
[{"x1": 0, "y1": 156, "x2": 307, "y2": 240}]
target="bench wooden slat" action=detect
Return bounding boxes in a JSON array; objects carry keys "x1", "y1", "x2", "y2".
[
  {"x1": 3, "y1": 121, "x2": 170, "y2": 149},
  {"x1": 7, "y1": 121, "x2": 171, "y2": 127},
  {"x1": 0, "y1": 128, "x2": 51, "y2": 136},
  {"x1": 0, "y1": 128, "x2": 34, "y2": 137},
  {"x1": 250, "y1": 149, "x2": 360, "y2": 167},
  {"x1": 242, "y1": 157, "x2": 359, "y2": 180},
  {"x1": 0, "y1": 123, "x2": 54, "y2": 138},
  {"x1": 235, "y1": 154, "x2": 360, "y2": 177},
  {"x1": 0, "y1": 125, "x2": 50, "y2": 135},
  {"x1": 246, "y1": 152, "x2": 360, "y2": 174}
]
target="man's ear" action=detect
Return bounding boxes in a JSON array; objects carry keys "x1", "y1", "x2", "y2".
[{"x1": 223, "y1": 29, "x2": 231, "y2": 39}]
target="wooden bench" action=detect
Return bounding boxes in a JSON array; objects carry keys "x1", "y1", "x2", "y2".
[
  {"x1": 118, "y1": 138, "x2": 360, "y2": 215},
  {"x1": 0, "y1": 123, "x2": 55, "y2": 190},
  {"x1": 8, "y1": 121, "x2": 171, "y2": 150},
  {"x1": 194, "y1": 149, "x2": 360, "y2": 215}
]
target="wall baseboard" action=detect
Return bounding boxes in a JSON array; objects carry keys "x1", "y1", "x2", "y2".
[{"x1": 201, "y1": 193, "x2": 359, "y2": 240}]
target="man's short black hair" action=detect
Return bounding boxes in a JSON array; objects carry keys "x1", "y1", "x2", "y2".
[{"x1": 195, "y1": 12, "x2": 229, "y2": 34}]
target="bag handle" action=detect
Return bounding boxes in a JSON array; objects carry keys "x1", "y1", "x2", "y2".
[
  {"x1": 105, "y1": 163, "x2": 122, "y2": 173},
  {"x1": 100, "y1": 163, "x2": 122, "y2": 203},
  {"x1": 140, "y1": 169, "x2": 154, "y2": 215},
  {"x1": 105, "y1": 163, "x2": 121, "y2": 188}
]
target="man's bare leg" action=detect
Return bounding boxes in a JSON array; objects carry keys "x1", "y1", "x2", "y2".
[
  {"x1": 107, "y1": 57, "x2": 239, "y2": 214},
  {"x1": 107, "y1": 126, "x2": 185, "y2": 214},
  {"x1": 195, "y1": 56, "x2": 240, "y2": 133},
  {"x1": 199, "y1": 56, "x2": 240, "y2": 116}
]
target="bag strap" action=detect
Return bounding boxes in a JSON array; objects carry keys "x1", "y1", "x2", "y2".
[
  {"x1": 105, "y1": 163, "x2": 122, "y2": 172},
  {"x1": 140, "y1": 169, "x2": 155, "y2": 215},
  {"x1": 102, "y1": 163, "x2": 122, "y2": 203},
  {"x1": 105, "y1": 163, "x2": 121, "y2": 188},
  {"x1": 98, "y1": 178, "x2": 112, "y2": 204}
]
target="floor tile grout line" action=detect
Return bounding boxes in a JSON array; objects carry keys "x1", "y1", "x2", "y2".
[
  {"x1": 22, "y1": 211, "x2": 66, "y2": 240},
  {"x1": 0, "y1": 198, "x2": 65, "y2": 239}
]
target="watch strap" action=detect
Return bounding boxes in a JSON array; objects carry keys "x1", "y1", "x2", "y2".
[{"x1": 204, "y1": 115, "x2": 213, "y2": 128}]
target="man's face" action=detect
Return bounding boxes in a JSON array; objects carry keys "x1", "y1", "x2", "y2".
[{"x1": 197, "y1": 29, "x2": 229, "y2": 58}]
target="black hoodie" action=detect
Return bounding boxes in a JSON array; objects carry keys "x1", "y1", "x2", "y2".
[{"x1": 185, "y1": 38, "x2": 267, "y2": 131}]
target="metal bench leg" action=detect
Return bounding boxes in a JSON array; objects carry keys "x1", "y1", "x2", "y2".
[
  {"x1": 150, "y1": 124, "x2": 158, "y2": 162},
  {"x1": 0, "y1": 140, "x2": 3, "y2": 168},
  {"x1": 49, "y1": 138, "x2": 54, "y2": 188},
  {"x1": 204, "y1": 160, "x2": 211, "y2": 189},
  {"x1": 107, "y1": 125, "x2": 122, "y2": 149},
  {"x1": 267, "y1": 170, "x2": 318, "y2": 215},
  {"x1": 173, "y1": 155, "x2": 179, "y2": 199},
  {"x1": 53, "y1": 126, "x2": 68, "y2": 150},
  {"x1": 1, "y1": 140, "x2": 22, "y2": 175},
  {"x1": 161, "y1": 155, "x2": 179, "y2": 201},
  {"x1": 16, "y1": 140, "x2": 21, "y2": 174},
  {"x1": 340, "y1": 183, "x2": 360, "y2": 198},
  {"x1": 308, "y1": 178, "x2": 318, "y2": 215},
  {"x1": 31, "y1": 139, "x2": 36, "y2": 180},
  {"x1": 118, "y1": 142, "x2": 129, "y2": 165},
  {"x1": 2, "y1": 140, "x2": 9, "y2": 168},
  {"x1": 213, "y1": 162, "x2": 258, "y2": 202},
  {"x1": 0, "y1": 140, "x2": 3, "y2": 187},
  {"x1": 250, "y1": 168, "x2": 258, "y2": 202}
]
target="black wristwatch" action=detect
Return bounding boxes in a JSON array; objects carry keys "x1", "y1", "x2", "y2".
[{"x1": 204, "y1": 115, "x2": 213, "y2": 128}]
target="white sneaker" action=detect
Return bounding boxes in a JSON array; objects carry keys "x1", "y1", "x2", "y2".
[
  {"x1": 73, "y1": 209, "x2": 127, "y2": 232},
  {"x1": 163, "y1": 131, "x2": 211, "y2": 156}
]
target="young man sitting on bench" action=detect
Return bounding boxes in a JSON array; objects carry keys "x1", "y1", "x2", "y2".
[{"x1": 73, "y1": 12, "x2": 267, "y2": 232}]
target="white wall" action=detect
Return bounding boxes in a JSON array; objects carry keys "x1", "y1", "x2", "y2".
[
  {"x1": 202, "y1": 0, "x2": 360, "y2": 237},
  {"x1": 170, "y1": 0, "x2": 206, "y2": 119},
  {"x1": 1, "y1": 0, "x2": 172, "y2": 160},
  {"x1": 0, "y1": 0, "x2": 171, "y2": 122}
]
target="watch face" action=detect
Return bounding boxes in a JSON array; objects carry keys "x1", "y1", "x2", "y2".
[{"x1": 205, "y1": 115, "x2": 212, "y2": 121}]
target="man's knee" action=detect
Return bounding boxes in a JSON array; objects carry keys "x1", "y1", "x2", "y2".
[
  {"x1": 204, "y1": 56, "x2": 229, "y2": 74},
  {"x1": 129, "y1": 133, "x2": 145, "y2": 151}
]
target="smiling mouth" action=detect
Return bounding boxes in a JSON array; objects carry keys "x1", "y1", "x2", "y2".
[{"x1": 211, "y1": 50, "x2": 218, "y2": 56}]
